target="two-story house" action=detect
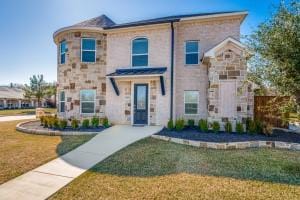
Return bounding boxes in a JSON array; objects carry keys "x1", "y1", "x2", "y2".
[{"x1": 53, "y1": 11, "x2": 254, "y2": 129}]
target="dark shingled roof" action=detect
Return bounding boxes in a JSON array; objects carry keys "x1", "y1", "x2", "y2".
[
  {"x1": 107, "y1": 67, "x2": 167, "y2": 77},
  {"x1": 69, "y1": 14, "x2": 116, "y2": 28},
  {"x1": 105, "y1": 11, "x2": 245, "y2": 29}
]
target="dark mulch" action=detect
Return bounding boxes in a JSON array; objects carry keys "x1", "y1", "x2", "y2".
[
  {"x1": 157, "y1": 127, "x2": 300, "y2": 143},
  {"x1": 22, "y1": 121, "x2": 105, "y2": 132}
]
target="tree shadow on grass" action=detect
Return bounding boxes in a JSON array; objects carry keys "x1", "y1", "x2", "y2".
[{"x1": 86, "y1": 138, "x2": 300, "y2": 186}]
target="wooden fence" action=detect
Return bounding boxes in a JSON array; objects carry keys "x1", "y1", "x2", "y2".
[{"x1": 254, "y1": 96, "x2": 290, "y2": 128}]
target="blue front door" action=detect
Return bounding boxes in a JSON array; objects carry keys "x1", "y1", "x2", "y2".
[{"x1": 134, "y1": 84, "x2": 148, "y2": 125}]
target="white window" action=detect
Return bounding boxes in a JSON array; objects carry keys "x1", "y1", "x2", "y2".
[
  {"x1": 59, "y1": 91, "x2": 65, "y2": 113},
  {"x1": 60, "y1": 40, "x2": 67, "y2": 64},
  {"x1": 132, "y1": 37, "x2": 148, "y2": 67},
  {"x1": 81, "y1": 38, "x2": 96, "y2": 63},
  {"x1": 185, "y1": 41, "x2": 199, "y2": 65},
  {"x1": 184, "y1": 91, "x2": 199, "y2": 114},
  {"x1": 80, "y1": 90, "x2": 95, "y2": 114}
]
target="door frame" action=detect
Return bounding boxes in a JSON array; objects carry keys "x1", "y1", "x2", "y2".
[{"x1": 131, "y1": 81, "x2": 150, "y2": 125}]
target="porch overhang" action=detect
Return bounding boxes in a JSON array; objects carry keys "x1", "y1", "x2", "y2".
[{"x1": 107, "y1": 67, "x2": 167, "y2": 96}]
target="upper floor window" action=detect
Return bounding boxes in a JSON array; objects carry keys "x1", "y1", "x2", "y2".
[
  {"x1": 185, "y1": 41, "x2": 199, "y2": 65},
  {"x1": 59, "y1": 91, "x2": 65, "y2": 113},
  {"x1": 184, "y1": 91, "x2": 199, "y2": 114},
  {"x1": 81, "y1": 38, "x2": 96, "y2": 63},
  {"x1": 80, "y1": 90, "x2": 95, "y2": 114},
  {"x1": 132, "y1": 38, "x2": 148, "y2": 67},
  {"x1": 60, "y1": 40, "x2": 67, "y2": 64}
]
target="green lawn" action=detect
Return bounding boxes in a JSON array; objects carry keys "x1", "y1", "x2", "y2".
[
  {"x1": 0, "y1": 108, "x2": 56, "y2": 116},
  {"x1": 50, "y1": 138, "x2": 300, "y2": 200},
  {"x1": 0, "y1": 120, "x2": 95, "y2": 184}
]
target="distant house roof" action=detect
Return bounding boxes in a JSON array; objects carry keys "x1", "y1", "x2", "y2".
[
  {"x1": 0, "y1": 87, "x2": 25, "y2": 99},
  {"x1": 53, "y1": 11, "x2": 247, "y2": 39},
  {"x1": 106, "y1": 67, "x2": 167, "y2": 77}
]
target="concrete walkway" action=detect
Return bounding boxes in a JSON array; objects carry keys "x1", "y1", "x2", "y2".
[
  {"x1": 0, "y1": 125, "x2": 163, "y2": 200},
  {"x1": 0, "y1": 115, "x2": 36, "y2": 122}
]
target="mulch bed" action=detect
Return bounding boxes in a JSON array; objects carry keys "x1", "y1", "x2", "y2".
[
  {"x1": 157, "y1": 127, "x2": 300, "y2": 143},
  {"x1": 22, "y1": 121, "x2": 105, "y2": 132}
]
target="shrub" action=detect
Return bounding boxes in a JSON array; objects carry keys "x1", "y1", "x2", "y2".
[
  {"x1": 198, "y1": 119, "x2": 208, "y2": 132},
  {"x1": 40, "y1": 116, "x2": 45, "y2": 126},
  {"x1": 255, "y1": 120, "x2": 263, "y2": 134},
  {"x1": 53, "y1": 117, "x2": 59, "y2": 129},
  {"x1": 211, "y1": 121, "x2": 220, "y2": 133},
  {"x1": 263, "y1": 122, "x2": 273, "y2": 136},
  {"x1": 71, "y1": 119, "x2": 79, "y2": 129},
  {"x1": 102, "y1": 117, "x2": 109, "y2": 128},
  {"x1": 91, "y1": 116, "x2": 100, "y2": 128},
  {"x1": 82, "y1": 119, "x2": 90, "y2": 128},
  {"x1": 246, "y1": 117, "x2": 251, "y2": 132},
  {"x1": 43, "y1": 117, "x2": 49, "y2": 128},
  {"x1": 236, "y1": 122, "x2": 244, "y2": 134},
  {"x1": 167, "y1": 119, "x2": 174, "y2": 130},
  {"x1": 224, "y1": 121, "x2": 232, "y2": 133},
  {"x1": 47, "y1": 116, "x2": 55, "y2": 128},
  {"x1": 175, "y1": 118, "x2": 185, "y2": 131},
  {"x1": 248, "y1": 120, "x2": 257, "y2": 134},
  {"x1": 59, "y1": 119, "x2": 67, "y2": 129},
  {"x1": 187, "y1": 119, "x2": 195, "y2": 128}
]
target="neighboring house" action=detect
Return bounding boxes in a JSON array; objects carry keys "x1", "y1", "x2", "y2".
[
  {"x1": 53, "y1": 11, "x2": 254, "y2": 129},
  {"x1": 0, "y1": 86, "x2": 47, "y2": 109}
]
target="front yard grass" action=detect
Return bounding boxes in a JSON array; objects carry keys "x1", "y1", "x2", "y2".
[
  {"x1": 0, "y1": 120, "x2": 95, "y2": 184},
  {"x1": 50, "y1": 138, "x2": 300, "y2": 200},
  {"x1": 0, "y1": 108, "x2": 56, "y2": 116}
]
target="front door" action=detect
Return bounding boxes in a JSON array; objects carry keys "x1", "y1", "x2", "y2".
[{"x1": 134, "y1": 84, "x2": 148, "y2": 125}]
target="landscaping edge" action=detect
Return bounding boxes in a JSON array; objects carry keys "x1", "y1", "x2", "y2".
[
  {"x1": 151, "y1": 135, "x2": 300, "y2": 151},
  {"x1": 16, "y1": 120, "x2": 100, "y2": 136}
]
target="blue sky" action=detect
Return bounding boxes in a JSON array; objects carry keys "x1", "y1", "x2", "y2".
[{"x1": 0, "y1": 0, "x2": 283, "y2": 85}]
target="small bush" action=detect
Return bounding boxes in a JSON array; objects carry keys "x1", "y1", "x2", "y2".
[
  {"x1": 102, "y1": 117, "x2": 109, "y2": 128},
  {"x1": 40, "y1": 116, "x2": 45, "y2": 126},
  {"x1": 211, "y1": 121, "x2": 220, "y2": 133},
  {"x1": 43, "y1": 117, "x2": 49, "y2": 128},
  {"x1": 82, "y1": 119, "x2": 90, "y2": 128},
  {"x1": 187, "y1": 119, "x2": 195, "y2": 128},
  {"x1": 236, "y1": 122, "x2": 244, "y2": 134},
  {"x1": 198, "y1": 119, "x2": 208, "y2": 132},
  {"x1": 248, "y1": 120, "x2": 257, "y2": 134},
  {"x1": 59, "y1": 119, "x2": 67, "y2": 129},
  {"x1": 91, "y1": 116, "x2": 100, "y2": 128},
  {"x1": 263, "y1": 122, "x2": 273, "y2": 136},
  {"x1": 175, "y1": 118, "x2": 185, "y2": 131},
  {"x1": 53, "y1": 118, "x2": 59, "y2": 129},
  {"x1": 246, "y1": 117, "x2": 251, "y2": 132},
  {"x1": 47, "y1": 116, "x2": 55, "y2": 128},
  {"x1": 71, "y1": 119, "x2": 79, "y2": 129},
  {"x1": 255, "y1": 120, "x2": 263, "y2": 134},
  {"x1": 224, "y1": 121, "x2": 232, "y2": 133},
  {"x1": 167, "y1": 119, "x2": 174, "y2": 130}
]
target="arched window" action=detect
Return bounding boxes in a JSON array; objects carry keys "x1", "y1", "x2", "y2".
[{"x1": 132, "y1": 38, "x2": 148, "y2": 67}]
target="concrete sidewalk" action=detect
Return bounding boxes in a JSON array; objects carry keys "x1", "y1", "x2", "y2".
[
  {"x1": 0, "y1": 115, "x2": 36, "y2": 122},
  {"x1": 0, "y1": 125, "x2": 163, "y2": 200}
]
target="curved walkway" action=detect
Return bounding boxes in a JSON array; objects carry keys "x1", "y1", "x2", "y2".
[
  {"x1": 0, "y1": 125, "x2": 163, "y2": 200},
  {"x1": 0, "y1": 115, "x2": 36, "y2": 122}
]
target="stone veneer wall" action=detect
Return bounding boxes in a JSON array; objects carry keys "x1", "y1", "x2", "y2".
[
  {"x1": 207, "y1": 43, "x2": 254, "y2": 129},
  {"x1": 56, "y1": 31, "x2": 107, "y2": 120}
]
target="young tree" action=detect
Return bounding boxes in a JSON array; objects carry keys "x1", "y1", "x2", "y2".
[
  {"x1": 45, "y1": 82, "x2": 57, "y2": 107},
  {"x1": 23, "y1": 75, "x2": 47, "y2": 107},
  {"x1": 247, "y1": 1, "x2": 300, "y2": 109}
]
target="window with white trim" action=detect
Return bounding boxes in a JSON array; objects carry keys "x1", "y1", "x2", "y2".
[
  {"x1": 60, "y1": 40, "x2": 67, "y2": 64},
  {"x1": 81, "y1": 38, "x2": 96, "y2": 63},
  {"x1": 132, "y1": 38, "x2": 148, "y2": 67},
  {"x1": 80, "y1": 90, "x2": 95, "y2": 114},
  {"x1": 59, "y1": 91, "x2": 65, "y2": 113},
  {"x1": 184, "y1": 91, "x2": 199, "y2": 114},
  {"x1": 185, "y1": 41, "x2": 199, "y2": 65}
]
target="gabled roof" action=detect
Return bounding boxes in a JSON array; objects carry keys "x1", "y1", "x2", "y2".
[
  {"x1": 107, "y1": 67, "x2": 167, "y2": 77},
  {"x1": 0, "y1": 87, "x2": 25, "y2": 99},
  {"x1": 105, "y1": 11, "x2": 247, "y2": 29},
  {"x1": 53, "y1": 11, "x2": 247, "y2": 39},
  {"x1": 203, "y1": 37, "x2": 247, "y2": 59}
]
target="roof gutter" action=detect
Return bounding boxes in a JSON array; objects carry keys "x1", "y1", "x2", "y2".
[{"x1": 170, "y1": 21, "x2": 175, "y2": 121}]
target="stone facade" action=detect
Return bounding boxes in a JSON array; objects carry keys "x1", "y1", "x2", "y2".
[
  {"x1": 56, "y1": 31, "x2": 107, "y2": 120},
  {"x1": 206, "y1": 43, "x2": 254, "y2": 130}
]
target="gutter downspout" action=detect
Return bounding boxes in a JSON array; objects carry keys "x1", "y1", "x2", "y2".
[{"x1": 170, "y1": 22, "x2": 175, "y2": 120}]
